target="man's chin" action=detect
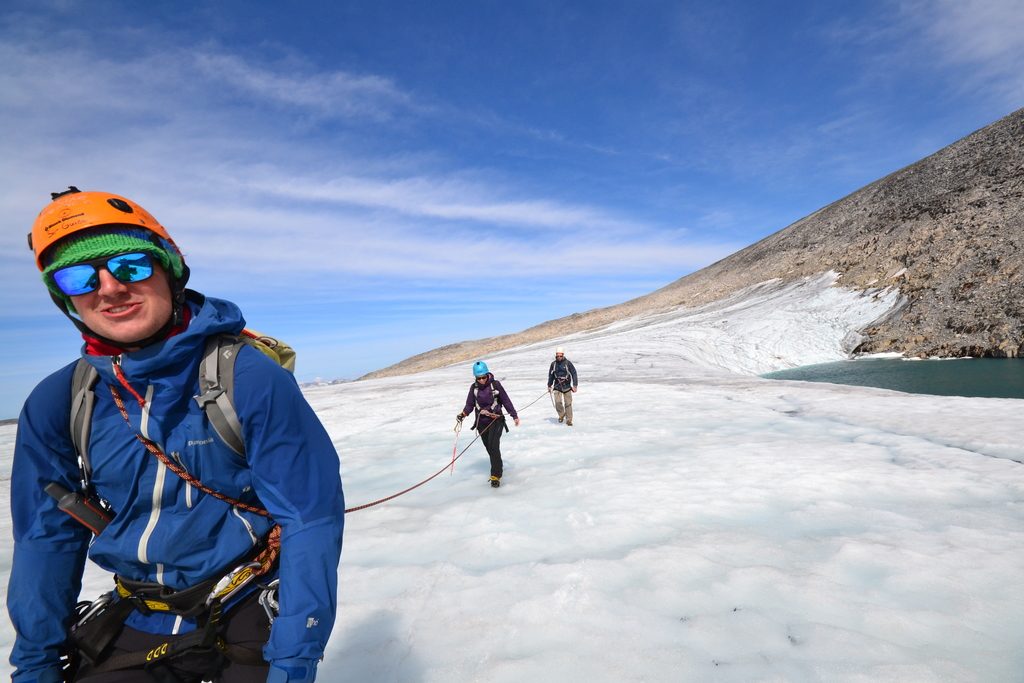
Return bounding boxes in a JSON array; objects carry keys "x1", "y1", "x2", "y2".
[
  {"x1": 88, "y1": 320, "x2": 168, "y2": 347},
  {"x1": 81, "y1": 308, "x2": 170, "y2": 344}
]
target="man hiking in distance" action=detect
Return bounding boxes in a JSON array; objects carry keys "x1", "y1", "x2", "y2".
[{"x1": 547, "y1": 347, "x2": 578, "y2": 426}]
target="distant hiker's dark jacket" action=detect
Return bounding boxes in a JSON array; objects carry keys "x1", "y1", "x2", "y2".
[
  {"x1": 9, "y1": 295, "x2": 344, "y2": 682},
  {"x1": 547, "y1": 359, "x2": 578, "y2": 393},
  {"x1": 462, "y1": 374, "x2": 518, "y2": 430}
]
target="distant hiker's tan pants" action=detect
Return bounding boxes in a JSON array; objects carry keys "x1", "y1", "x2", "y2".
[{"x1": 553, "y1": 389, "x2": 573, "y2": 422}]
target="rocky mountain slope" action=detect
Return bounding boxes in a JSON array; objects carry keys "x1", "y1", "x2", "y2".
[{"x1": 364, "y1": 108, "x2": 1023, "y2": 379}]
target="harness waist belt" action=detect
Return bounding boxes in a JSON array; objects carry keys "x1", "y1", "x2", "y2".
[
  {"x1": 113, "y1": 536, "x2": 277, "y2": 618},
  {"x1": 116, "y1": 575, "x2": 220, "y2": 618}
]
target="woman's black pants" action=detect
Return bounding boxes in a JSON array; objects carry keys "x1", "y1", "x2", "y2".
[{"x1": 480, "y1": 418, "x2": 505, "y2": 478}]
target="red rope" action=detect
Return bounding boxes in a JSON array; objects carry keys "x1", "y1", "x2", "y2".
[
  {"x1": 114, "y1": 360, "x2": 550, "y2": 516},
  {"x1": 343, "y1": 416, "x2": 498, "y2": 512},
  {"x1": 344, "y1": 388, "x2": 550, "y2": 513},
  {"x1": 449, "y1": 420, "x2": 463, "y2": 476}
]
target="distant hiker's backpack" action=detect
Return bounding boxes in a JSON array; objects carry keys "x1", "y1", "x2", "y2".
[
  {"x1": 550, "y1": 359, "x2": 572, "y2": 387},
  {"x1": 69, "y1": 329, "x2": 295, "y2": 489}
]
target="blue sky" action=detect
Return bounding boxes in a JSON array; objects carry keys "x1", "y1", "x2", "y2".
[{"x1": 1, "y1": 0, "x2": 1022, "y2": 418}]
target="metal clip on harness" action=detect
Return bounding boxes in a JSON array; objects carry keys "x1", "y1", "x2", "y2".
[{"x1": 259, "y1": 579, "x2": 280, "y2": 625}]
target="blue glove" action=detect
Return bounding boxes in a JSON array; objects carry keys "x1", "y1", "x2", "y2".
[{"x1": 267, "y1": 657, "x2": 319, "y2": 683}]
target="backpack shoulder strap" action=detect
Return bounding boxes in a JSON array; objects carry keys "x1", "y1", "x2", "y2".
[
  {"x1": 488, "y1": 380, "x2": 502, "y2": 409},
  {"x1": 194, "y1": 334, "x2": 246, "y2": 457},
  {"x1": 70, "y1": 359, "x2": 100, "y2": 488},
  {"x1": 471, "y1": 380, "x2": 501, "y2": 410}
]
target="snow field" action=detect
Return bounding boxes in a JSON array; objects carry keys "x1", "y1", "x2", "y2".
[
  {"x1": 321, "y1": 369, "x2": 1022, "y2": 681},
  {"x1": 2, "y1": 274, "x2": 1021, "y2": 681}
]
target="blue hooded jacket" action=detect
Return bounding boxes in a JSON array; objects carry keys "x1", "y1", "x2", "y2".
[{"x1": 8, "y1": 295, "x2": 344, "y2": 681}]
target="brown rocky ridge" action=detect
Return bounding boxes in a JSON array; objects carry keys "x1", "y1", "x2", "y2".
[{"x1": 363, "y1": 107, "x2": 1024, "y2": 380}]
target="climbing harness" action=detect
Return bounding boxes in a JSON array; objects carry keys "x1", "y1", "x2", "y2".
[
  {"x1": 259, "y1": 579, "x2": 280, "y2": 625},
  {"x1": 69, "y1": 552, "x2": 272, "y2": 673}
]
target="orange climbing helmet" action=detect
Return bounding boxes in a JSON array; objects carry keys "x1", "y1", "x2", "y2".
[
  {"x1": 28, "y1": 187, "x2": 178, "y2": 270},
  {"x1": 28, "y1": 186, "x2": 193, "y2": 348}
]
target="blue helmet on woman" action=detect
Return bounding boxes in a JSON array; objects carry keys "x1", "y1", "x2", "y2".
[{"x1": 473, "y1": 361, "x2": 489, "y2": 377}]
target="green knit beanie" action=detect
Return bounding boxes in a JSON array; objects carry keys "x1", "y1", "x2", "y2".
[{"x1": 42, "y1": 227, "x2": 185, "y2": 311}]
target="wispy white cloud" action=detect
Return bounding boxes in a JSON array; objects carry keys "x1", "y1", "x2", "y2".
[
  {"x1": 0, "y1": 21, "x2": 739, "y2": 327},
  {"x1": 0, "y1": 24, "x2": 419, "y2": 135},
  {"x1": 821, "y1": 0, "x2": 1024, "y2": 106},
  {"x1": 242, "y1": 174, "x2": 647, "y2": 233},
  {"x1": 192, "y1": 52, "x2": 416, "y2": 120},
  {"x1": 166, "y1": 200, "x2": 737, "y2": 281},
  {"x1": 907, "y1": 0, "x2": 1024, "y2": 102}
]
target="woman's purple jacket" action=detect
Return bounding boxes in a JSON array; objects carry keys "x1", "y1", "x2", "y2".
[{"x1": 462, "y1": 374, "x2": 518, "y2": 429}]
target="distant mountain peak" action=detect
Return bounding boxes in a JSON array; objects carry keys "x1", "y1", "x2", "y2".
[
  {"x1": 364, "y1": 108, "x2": 1023, "y2": 380},
  {"x1": 664, "y1": 107, "x2": 1023, "y2": 359}
]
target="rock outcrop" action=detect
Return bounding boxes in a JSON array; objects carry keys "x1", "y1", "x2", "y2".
[{"x1": 363, "y1": 108, "x2": 1024, "y2": 379}]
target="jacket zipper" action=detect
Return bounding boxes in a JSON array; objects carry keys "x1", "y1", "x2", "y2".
[
  {"x1": 171, "y1": 452, "x2": 194, "y2": 508},
  {"x1": 232, "y1": 507, "x2": 259, "y2": 546},
  {"x1": 118, "y1": 354, "x2": 166, "y2": 580}
]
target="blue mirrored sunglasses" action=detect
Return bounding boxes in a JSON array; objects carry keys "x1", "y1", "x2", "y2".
[{"x1": 52, "y1": 252, "x2": 155, "y2": 296}]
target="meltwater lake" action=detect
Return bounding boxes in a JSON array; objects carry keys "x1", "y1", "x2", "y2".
[{"x1": 764, "y1": 357, "x2": 1024, "y2": 399}]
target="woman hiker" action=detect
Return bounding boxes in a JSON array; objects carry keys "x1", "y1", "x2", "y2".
[{"x1": 456, "y1": 361, "x2": 519, "y2": 488}]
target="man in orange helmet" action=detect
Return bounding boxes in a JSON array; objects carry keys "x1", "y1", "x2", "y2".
[{"x1": 9, "y1": 188, "x2": 344, "y2": 683}]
